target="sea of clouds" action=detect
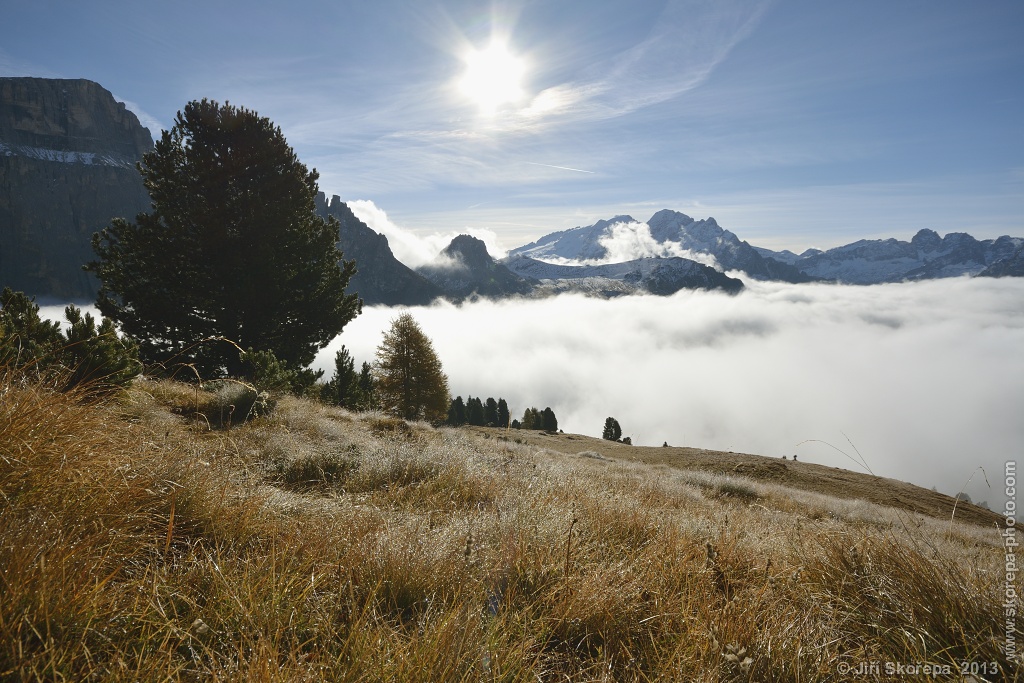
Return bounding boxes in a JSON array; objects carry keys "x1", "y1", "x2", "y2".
[
  {"x1": 315, "y1": 276, "x2": 1024, "y2": 506},
  {"x1": 40, "y1": 275, "x2": 1021, "y2": 505}
]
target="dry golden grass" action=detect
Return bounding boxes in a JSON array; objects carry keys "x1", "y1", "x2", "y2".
[{"x1": 0, "y1": 372, "x2": 1016, "y2": 681}]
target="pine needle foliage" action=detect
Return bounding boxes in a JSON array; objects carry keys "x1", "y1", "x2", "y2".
[
  {"x1": 88, "y1": 99, "x2": 361, "y2": 379},
  {"x1": 373, "y1": 313, "x2": 450, "y2": 423},
  {"x1": 0, "y1": 287, "x2": 140, "y2": 392}
]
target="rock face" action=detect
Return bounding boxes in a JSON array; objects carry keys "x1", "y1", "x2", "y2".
[
  {"x1": 0, "y1": 78, "x2": 154, "y2": 300},
  {"x1": 417, "y1": 234, "x2": 534, "y2": 301},
  {"x1": 977, "y1": 245, "x2": 1024, "y2": 278},
  {"x1": 315, "y1": 193, "x2": 442, "y2": 306}
]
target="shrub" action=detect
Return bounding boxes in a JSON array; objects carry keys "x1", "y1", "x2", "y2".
[
  {"x1": 714, "y1": 478, "x2": 759, "y2": 501},
  {"x1": 241, "y1": 347, "x2": 321, "y2": 395},
  {"x1": 0, "y1": 288, "x2": 140, "y2": 392},
  {"x1": 192, "y1": 380, "x2": 274, "y2": 428}
]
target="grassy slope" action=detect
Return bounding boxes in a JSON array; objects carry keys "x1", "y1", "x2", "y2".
[
  {"x1": 0, "y1": 375, "x2": 1016, "y2": 682},
  {"x1": 476, "y1": 427, "x2": 1001, "y2": 529}
]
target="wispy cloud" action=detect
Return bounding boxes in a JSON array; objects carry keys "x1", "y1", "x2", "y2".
[
  {"x1": 524, "y1": 161, "x2": 595, "y2": 175},
  {"x1": 487, "y1": 0, "x2": 772, "y2": 132},
  {"x1": 287, "y1": 0, "x2": 773, "y2": 196}
]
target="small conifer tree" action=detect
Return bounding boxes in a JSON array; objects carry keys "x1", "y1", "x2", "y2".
[
  {"x1": 603, "y1": 417, "x2": 622, "y2": 441},
  {"x1": 447, "y1": 396, "x2": 467, "y2": 426},
  {"x1": 0, "y1": 288, "x2": 140, "y2": 393},
  {"x1": 467, "y1": 396, "x2": 485, "y2": 426},
  {"x1": 541, "y1": 407, "x2": 558, "y2": 432},
  {"x1": 485, "y1": 397, "x2": 499, "y2": 426},
  {"x1": 374, "y1": 313, "x2": 449, "y2": 423},
  {"x1": 322, "y1": 345, "x2": 358, "y2": 407}
]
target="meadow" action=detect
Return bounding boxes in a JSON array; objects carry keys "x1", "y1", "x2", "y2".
[{"x1": 0, "y1": 371, "x2": 1013, "y2": 681}]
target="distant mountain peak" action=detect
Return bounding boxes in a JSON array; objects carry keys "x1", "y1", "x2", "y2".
[
  {"x1": 911, "y1": 228, "x2": 942, "y2": 250},
  {"x1": 314, "y1": 192, "x2": 441, "y2": 306},
  {"x1": 441, "y1": 234, "x2": 493, "y2": 270},
  {"x1": 418, "y1": 234, "x2": 532, "y2": 302}
]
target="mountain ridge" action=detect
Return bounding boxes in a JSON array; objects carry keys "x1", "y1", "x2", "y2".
[
  {"x1": 512, "y1": 210, "x2": 1023, "y2": 285},
  {"x1": 314, "y1": 193, "x2": 442, "y2": 306},
  {"x1": 3, "y1": 77, "x2": 1020, "y2": 304}
]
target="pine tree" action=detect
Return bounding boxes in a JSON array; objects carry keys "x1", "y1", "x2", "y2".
[
  {"x1": 447, "y1": 396, "x2": 467, "y2": 426},
  {"x1": 603, "y1": 417, "x2": 622, "y2": 441},
  {"x1": 322, "y1": 345, "x2": 358, "y2": 407},
  {"x1": 522, "y1": 407, "x2": 544, "y2": 430},
  {"x1": 88, "y1": 99, "x2": 360, "y2": 380},
  {"x1": 467, "y1": 396, "x2": 485, "y2": 426},
  {"x1": 374, "y1": 313, "x2": 449, "y2": 423},
  {"x1": 484, "y1": 397, "x2": 499, "y2": 426},
  {"x1": 0, "y1": 287, "x2": 62, "y2": 369},
  {"x1": 497, "y1": 398, "x2": 510, "y2": 428},
  {"x1": 541, "y1": 407, "x2": 558, "y2": 432},
  {"x1": 355, "y1": 361, "x2": 376, "y2": 409}
]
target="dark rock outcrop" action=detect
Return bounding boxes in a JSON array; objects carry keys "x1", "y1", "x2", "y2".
[
  {"x1": 315, "y1": 193, "x2": 442, "y2": 306},
  {"x1": 0, "y1": 78, "x2": 154, "y2": 300},
  {"x1": 418, "y1": 234, "x2": 534, "y2": 301}
]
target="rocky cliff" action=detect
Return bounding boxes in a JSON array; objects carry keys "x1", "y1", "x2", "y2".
[
  {"x1": 315, "y1": 193, "x2": 442, "y2": 306},
  {"x1": 0, "y1": 78, "x2": 154, "y2": 300}
]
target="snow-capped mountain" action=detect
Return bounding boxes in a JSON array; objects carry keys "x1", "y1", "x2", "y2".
[
  {"x1": 509, "y1": 211, "x2": 815, "y2": 283},
  {"x1": 510, "y1": 212, "x2": 1023, "y2": 285},
  {"x1": 509, "y1": 215, "x2": 639, "y2": 262},
  {"x1": 414, "y1": 235, "x2": 744, "y2": 301},
  {"x1": 754, "y1": 229, "x2": 1024, "y2": 284}
]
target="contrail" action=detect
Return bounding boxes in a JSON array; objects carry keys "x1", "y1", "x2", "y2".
[{"x1": 525, "y1": 162, "x2": 596, "y2": 175}]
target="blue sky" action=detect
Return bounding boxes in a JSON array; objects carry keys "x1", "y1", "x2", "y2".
[{"x1": 3, "y1": 0, "x2": 1021, "y2": 252}]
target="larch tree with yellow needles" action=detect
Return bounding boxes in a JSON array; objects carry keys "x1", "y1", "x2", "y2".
[{"x1": 373, "y1": 313, "x2": 449, "y2": 423}]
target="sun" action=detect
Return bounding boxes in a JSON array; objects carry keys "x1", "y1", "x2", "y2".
[{"x1": 459, "y1": 40, "x2": 525, "y2": 114}]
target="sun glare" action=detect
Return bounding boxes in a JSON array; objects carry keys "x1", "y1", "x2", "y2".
[{"x1": 459, "y1": 40, "x2": 525, "y2": 114}]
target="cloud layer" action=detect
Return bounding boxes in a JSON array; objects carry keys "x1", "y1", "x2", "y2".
[{"x1": 318, "y1": 277, "x2": 1024, "y2": 506}]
